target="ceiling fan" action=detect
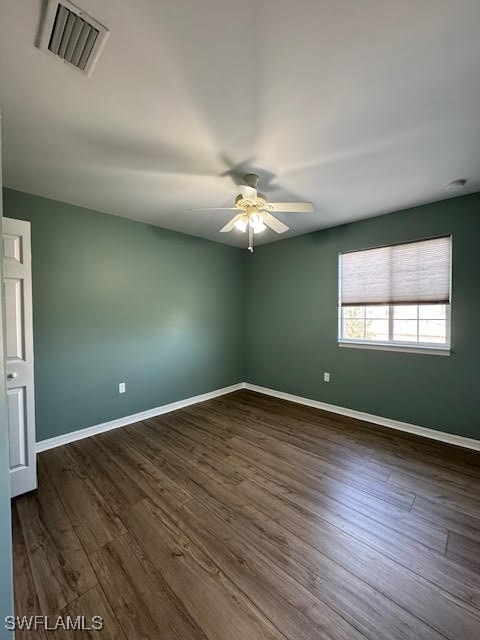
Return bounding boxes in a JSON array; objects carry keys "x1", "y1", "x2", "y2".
[{"x1": 196, "y1": 174, "x2": 314, "y2": 252}]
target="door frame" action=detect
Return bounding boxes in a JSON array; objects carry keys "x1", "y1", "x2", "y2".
[{"x1": 0, "y1": 114, "x2": 15, "y2": 637}]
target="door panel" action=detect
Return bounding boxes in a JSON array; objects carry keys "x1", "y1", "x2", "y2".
[
  {"x1": 3, "y1": 217, "x2": 36, "y2": 497},
  {"x1": 7, "y1": 387, "x2": 26, "y2": 469},
  {"x1": 4, "y1": 278, "x2": 24, "y2": 361},
  {"x1": 3, "y1": 231, "x2": 23, "y2": 263}
]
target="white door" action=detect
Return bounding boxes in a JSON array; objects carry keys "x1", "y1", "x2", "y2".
[{"x1": 2, "y1": 217, "x2": 36, "y2": 497}]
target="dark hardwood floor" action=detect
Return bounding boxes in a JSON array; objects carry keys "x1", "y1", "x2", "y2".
[{"x1": 12, "y1": 390, "x2": 480, "y2": 639}]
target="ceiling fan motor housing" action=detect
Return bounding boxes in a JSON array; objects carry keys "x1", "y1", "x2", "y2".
[
  {"x1": 243, "y1": 173, "x2": 260, "y2": 188},
  {"x1": 235, "y1": 193, "x2": 268, "y2": 209}
]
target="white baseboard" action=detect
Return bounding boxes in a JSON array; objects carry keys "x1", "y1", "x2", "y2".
[
  {"x1": 35, "y1": 383, "x2": 244, "y2": 453},
  {"x1": 244, "y1": 383, "x2": 480, "y2": 452},
  {"x1": 36, "y1": 380, "x2": 480, "y2": 454}
]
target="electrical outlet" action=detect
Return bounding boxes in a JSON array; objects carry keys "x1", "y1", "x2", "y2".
[
  {"x1": 323, "y1": 372, "x2": 330, "y2": 383},
  {"x1": 119, "y1": 382, "x2": 126, "y2": 394}
]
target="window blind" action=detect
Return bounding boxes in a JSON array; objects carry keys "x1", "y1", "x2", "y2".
[{"x1": 340, "y1": 236, "x2": 451, "y2": 306}]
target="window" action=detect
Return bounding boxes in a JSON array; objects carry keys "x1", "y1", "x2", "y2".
[{"x1": 339, "y1": 237, "x2": 451, "y2": 352}]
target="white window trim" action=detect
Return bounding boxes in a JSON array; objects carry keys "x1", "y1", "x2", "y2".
[{"x1": 338, "y1": 340, "x2": 451, "y2": 356}]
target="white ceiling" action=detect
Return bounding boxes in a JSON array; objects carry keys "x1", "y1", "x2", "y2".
[{"x1": 0, "y1": 0, "x2": 479, "y2": 247}]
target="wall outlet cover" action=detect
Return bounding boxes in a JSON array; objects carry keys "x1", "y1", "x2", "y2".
[{"x1": 323, "y1": 372, "x2": 330, "y2": 382}]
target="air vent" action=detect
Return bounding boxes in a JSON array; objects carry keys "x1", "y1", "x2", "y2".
[{"x1": 38, "y1": 0, "x2": 109, "y2": 76}]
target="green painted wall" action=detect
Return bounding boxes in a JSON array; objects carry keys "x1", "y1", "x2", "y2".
[
  {"x1": 3, "y1": 189, "x2": 244, "y2": 442},
  {"x1": 245, "y1": 193, "x2": 480, "y2": 440},
  {"x1": 3, "y1": 187, "x2": 480, "y2": 449}
]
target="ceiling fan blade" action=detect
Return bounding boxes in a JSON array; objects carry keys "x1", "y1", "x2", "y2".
[
  {"x1": 267, "y1": 202, "x2": 314, "y2": 213},
  {"x1": 220, "y1": 213, "x2": 243, "y2": 232},
  {"x1": 189, "y1": 207, "x2": 238, "y2": 211},
  {"x1": 263, "y1": 213, "x2": 289, "y2": 234},
  {"x1": 240, "y1": 185, "x2": 257, "y2": 203}
]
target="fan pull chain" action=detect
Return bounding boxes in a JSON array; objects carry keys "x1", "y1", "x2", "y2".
[{"x1": 248, "y1": 225, "x2": 254, "y2": 252}]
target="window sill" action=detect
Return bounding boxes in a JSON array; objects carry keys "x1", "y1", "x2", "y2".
[{"x1": 337, "y1": 341, "x2": 451, "y2": 356}]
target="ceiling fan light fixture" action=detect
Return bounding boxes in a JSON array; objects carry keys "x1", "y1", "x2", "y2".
[
  {"x1": 249, "y1": 213, "x2": 266, "y2": 233},
  {"x1": 233, "y1": 216, "x2": 248, "y2": 232}
]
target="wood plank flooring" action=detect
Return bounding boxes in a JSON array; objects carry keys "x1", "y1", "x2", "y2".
[{"x1": 12, "y1": 390, "x2": 480, "y2": 639}]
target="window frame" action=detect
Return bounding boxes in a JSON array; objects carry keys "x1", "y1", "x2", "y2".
[
  {"x1": 337, "y1": 240, "x2": 452, "y2": 355},
  {"x1": 338, "y1": 304, "x2": 451, "y2": 353}
]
